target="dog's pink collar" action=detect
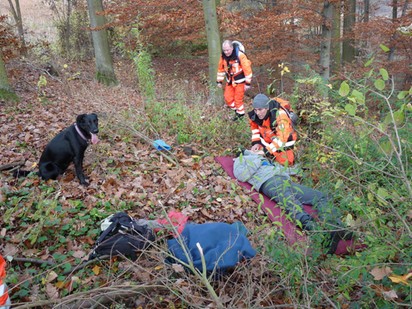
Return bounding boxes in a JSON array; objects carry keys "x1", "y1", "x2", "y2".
[{"x1": 74, "y1": 123, "x2": 89, "y2": 142}]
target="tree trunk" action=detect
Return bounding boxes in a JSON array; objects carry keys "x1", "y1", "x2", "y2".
[
  {"x1": 342, "y1": 0, "x2": 356, "y2": 63},
  {"x1": 0, "y1": 49, "x2": 18, "y2": 101},
  {"x1": 388, "y1": 0, "x2": 410, "y2": 87},
  {"x1": 65, "y1": 0, "x2": 73, "y2": 54},
  {"x1": 202, "y1": 0, "x2": 222, "y2": 104},
  {"x1": 6, "y1": 0, "x2": 26, "y2": 55},
  {"x1": 331, "y1": 0, "x2": 341, "y2": 75},
  {"x1": 87, "y1": 0, "x2": 118, "y2": 86},
  {"x1": 388, "y1": 0, "x2": 398, "y2": 61},
  {"x1": 363, "y1": 0, "x2": 369, "y2": 22},
  {"x1": 320, "y1": 1, "x2": 333, "y2": 82}
]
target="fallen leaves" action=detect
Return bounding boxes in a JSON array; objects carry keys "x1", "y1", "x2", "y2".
[
  {"x1": 388, "y1": 272, "x2": 412, "y2": 286},
  {"x1": 370, "y1": 266, "x2": 392, "y2": 281},
  {"x1": 370, "y1": 266, "x2": 412, "y2": 286},
  {"x1": 92, "y1": 265, "x2": 101, "y2": 275}
]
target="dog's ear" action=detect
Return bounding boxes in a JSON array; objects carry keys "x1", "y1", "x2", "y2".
[{"x1": 76, "y1": 114, "x2": 87, "y2": 124}]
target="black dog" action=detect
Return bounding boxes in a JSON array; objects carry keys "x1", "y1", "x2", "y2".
[{"x1": 14, "y1": 113, "x2": 99, "y2": 185}]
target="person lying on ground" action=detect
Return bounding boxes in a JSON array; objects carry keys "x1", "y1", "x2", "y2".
[{"x1": 233, "y1": 150, "x2": 352, "y2": 254}]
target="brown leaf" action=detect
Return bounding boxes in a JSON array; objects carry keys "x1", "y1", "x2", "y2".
[
  {"x1": 24, "y1": 132, "x2": 31, "y2": 142},
  {"x1": 172, "y1": 263, "x2": 185, "y2": 273},
  {"x1": 45, "y1": 283, "x2": 59, "y2": 299},
  {"x1": 382, "y1": 289, "x2": 398, "y2": 300},
  {"x1": 201, "y1": 208, "x2": 213, "y2": 219},
  {"x1": 370, "y1": 266, "x2": 392, "y2": 281},
  {"x1": 3, "y1": 243, "x2": 19, "y2": 256},
  {"x1": 72, "y1": 250, "x2": 86, "y2": 259}
]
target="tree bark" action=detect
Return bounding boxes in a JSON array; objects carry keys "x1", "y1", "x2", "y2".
[
  {"x1": 87, "y1": 0, "x2": 118, "y2": 86},
  {"x1": 202, "y1": 0, "x2": 223, "y2": 104},
  {"x1": 6, "y1": 0, "x2": 26, "y2": 55},
  {"x1": 388, "y1": 0, "x2": 399, "y2": 61},
  {"x1": 388, "y1": 0, "x2": 410, "y2": 87},
  {"x1": 363, "y1": 0, "x2": 370, "y2": 22},
  {"x1": 320, "y1": 1, "x2": 333, "y2": 82},
  {"x1": 0, "y1": 49, "x2": 18, "y2": 101},
  {"x1": 331, "y1": 0, "x2": 341, "y2": 75},
  {"x1": 342, "y1": 0, "x2": 356, "y2": 63}
]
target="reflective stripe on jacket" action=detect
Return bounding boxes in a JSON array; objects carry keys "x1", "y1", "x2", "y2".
[{"x1": 217, "y1": 52, "x2": 252, "y2": 85}]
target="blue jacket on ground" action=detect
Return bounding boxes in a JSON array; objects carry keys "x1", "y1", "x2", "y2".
[{"x1": 167, "y1": 222, "x2": 256, "y2": 274}]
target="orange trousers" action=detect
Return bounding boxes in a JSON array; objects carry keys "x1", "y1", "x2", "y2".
[
  {"x1": 274, "y1": 149, "x2": 295, "y2": 166},
  {"x1": 264, "y1": 148, "x2": 295, "y2": 166},
  {"x1": 224, "y1": 83, "x2": 245, "y2": 115}
]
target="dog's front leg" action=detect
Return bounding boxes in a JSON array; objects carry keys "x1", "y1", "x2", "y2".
[{"x1": 73, "y1": 155, "x2": 88, "y2": 186}]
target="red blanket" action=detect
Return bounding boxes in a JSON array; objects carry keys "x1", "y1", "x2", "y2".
[{"x1": 215, "y1": 156, "x2": 361, "y2": 255}]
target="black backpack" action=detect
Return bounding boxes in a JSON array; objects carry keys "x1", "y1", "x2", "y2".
[
  {"x1": 89, "y1": 212, "x2": 155, "y2": 261},
  {"x1": 226, "y1": 40, "x2": 247, "y2": 66}
]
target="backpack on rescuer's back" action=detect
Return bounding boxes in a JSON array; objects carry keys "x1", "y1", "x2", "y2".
[
  {"x1": 230, "y1": 40, "x2": 247, "y2": 65},
  {"x1": 89, "y1": 212, "x2": 155, "y2": 261},
  {"x1": 270, "y1": 97, "x2": 299, "y2": 128},
  {"x1": 232, "y1": 40, "x2": 245, "y2": 54}
]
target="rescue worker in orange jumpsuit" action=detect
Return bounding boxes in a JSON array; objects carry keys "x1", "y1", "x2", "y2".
[
  {"x1": 217, "y1": 40, "x2": 252, "y2": 121},
  {"x1": 248, "y1": 93, "x2": 297, "y2": 166}
]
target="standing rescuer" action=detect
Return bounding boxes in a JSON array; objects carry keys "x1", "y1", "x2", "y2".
[
  {"x1": 248, "y1": 93, "x2": 297, "y2": 166},
  {"x1": 217, "y1": 40, "x2": 252, "y2": 121}
]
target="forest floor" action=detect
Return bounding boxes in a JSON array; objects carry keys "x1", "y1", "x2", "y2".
[
  {"x1": 2, "y1": 1, "x2": 411, "y2": 307},
  {"x1": 0, "y1": 1, "x2": 365, "y2": 307},
  {"x1": 0, "y1": 2, "x2": 285, "y2": 307},
  {"x1": 2, "y1": 54, "x2": 274, "y2": 307}
]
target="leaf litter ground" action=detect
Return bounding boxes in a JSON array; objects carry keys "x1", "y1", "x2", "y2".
[{"x1": 0, "y1": 57, "x2": 283, "y2": 307}]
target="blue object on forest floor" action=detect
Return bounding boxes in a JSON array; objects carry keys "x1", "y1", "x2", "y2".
[{"x1": 153, "y1": 139, "x2": 171, "y2": 151}]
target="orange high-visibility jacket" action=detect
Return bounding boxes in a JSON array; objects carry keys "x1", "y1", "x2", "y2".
[
  {"x1": 248, "y1": 98, "x2": 297, "y2": 154},
  {"x1": 217, "y1": 51, "x2": 252, "y2": 85},
  {"x1": 0, "y1": 255, "x2": 10, "y2": 308}
]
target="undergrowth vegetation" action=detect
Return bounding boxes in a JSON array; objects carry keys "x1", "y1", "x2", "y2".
[
  {"x1": 1, "y1": 36, "x2": 411, "y2": 308},
  {"x1": 285, "y1": 56, "x2": 411, "y2": 307}
]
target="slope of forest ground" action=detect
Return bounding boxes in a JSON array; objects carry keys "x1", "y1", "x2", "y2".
[
  {"x1": 1, "y1": 0, "x2": 411, "y2": 307},
  {"x1": 1, "y1": 52, "x2": 411, "y2": 309},
  {"x1": 1, "y1": 55, "x2": 292, "y2": 308}
]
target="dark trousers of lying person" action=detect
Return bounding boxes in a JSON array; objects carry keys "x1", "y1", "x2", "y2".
[
  {"x1": 233, "y1": 150, "x2": 352, "y2": 254},
  {"x1": 260, "y1": 175, "x2": 341, "y2": 231}
]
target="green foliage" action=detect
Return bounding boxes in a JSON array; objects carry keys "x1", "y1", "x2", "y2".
[
  {"x1": 289, "y1": 60, "x2": 411, "y2": 305},
  {"x1": 162, "y1": 39, "x2": 208, "y2": 57},
  {"x1": 0, "y1": 88, "x2": 19, "y2": 102},
  {"x1": 2, "y1": 185, "x2": 114, "y2": 250},
  {"x1": 145, "y1": 99, "x2": 250, "y2": 148},
  {"x1": 115, "y1": 26, "x2": 156, "y2": 101},
  {"x1": 1, "y1": 180, "x2": 146, "y2": 301},
  {"x1": 133, "y1": 49, "x2": 156, "y2": 101},
  {"x1": 54, "y1": 9, "x2": 93, "y2": 60},
  {"x1": 290, "y1": 65, "x2": 331, "y2": 126},
  {"x1": 36, "y1": 74, "x2": 52, "y2": 104},
  {"x1": 264, "y1": 231, "x2": 327, "y2": 306}
]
